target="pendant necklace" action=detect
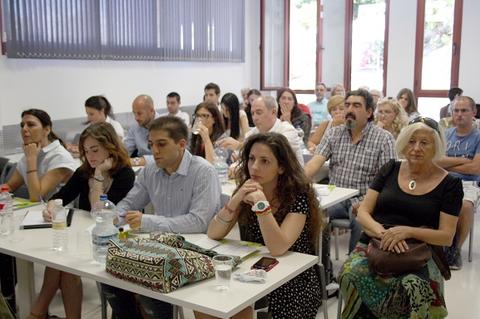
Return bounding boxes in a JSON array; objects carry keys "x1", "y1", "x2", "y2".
[{"x1": 408, "y1": 178, "x2": 416, "y2": 191}]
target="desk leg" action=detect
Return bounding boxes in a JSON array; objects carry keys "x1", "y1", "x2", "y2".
[{"x1": 16, "y1": 259, "x2": 35, "y2": 319}]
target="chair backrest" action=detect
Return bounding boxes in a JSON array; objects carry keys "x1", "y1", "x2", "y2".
[
  {"x1": 0, "y1": 157, "x2": 9, "y2": 177},
  {"x1": 0, "y1": 161, "x2": 15, "y2": 184},
  {"x1": 0, "y1": 161, "x2": 30, "y2": 199}
]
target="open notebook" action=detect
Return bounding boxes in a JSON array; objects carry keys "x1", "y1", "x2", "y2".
[
  {"x1": 20, "y1": 207, "x2": 74, "y2": 229},
  {"x1": 195, "y1": 235, "x2": 264, "y2": 259}
]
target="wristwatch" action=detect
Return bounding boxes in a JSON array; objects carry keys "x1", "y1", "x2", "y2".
[{"x1": 251, "y1": 200, "x2": 270, "y2": 212}]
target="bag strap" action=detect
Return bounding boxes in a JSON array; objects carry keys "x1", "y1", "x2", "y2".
[{"x1": 430, "y1": 245, "x2": 451, "y2": 280}]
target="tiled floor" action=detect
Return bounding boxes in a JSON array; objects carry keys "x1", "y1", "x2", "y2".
[{"x1": 41, "y1": 215, "x2": 479, "y2": 318}]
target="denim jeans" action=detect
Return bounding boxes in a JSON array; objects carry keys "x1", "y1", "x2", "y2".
[{"x1": 101, "y1": 284, "x2": 173, "y2": 319}]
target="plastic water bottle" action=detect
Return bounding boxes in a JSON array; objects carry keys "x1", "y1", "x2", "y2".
[
  {"x1": 214, "y1": 148, "x2": 229, "y2": 185},
  {"x1": 52, "y1": 199, "x2": 68, "y2": 252},
  {"x1": 91, "y1": 194, "x2": 119, "y2": 263},
  {"x1": 0, "y1": 186, "x2": 14, "y2": 236}
]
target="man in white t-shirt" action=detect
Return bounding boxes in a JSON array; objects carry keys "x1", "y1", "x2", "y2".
[
  {"x1": 218, "y1": 96, "x2": 304, "y2": 166},
  {"x1": 160, "y1": 92, "x2": 190, "y2": 125}
]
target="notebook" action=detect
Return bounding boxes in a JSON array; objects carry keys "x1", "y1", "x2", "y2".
[{"x1": 20, "y1": 207, "x2": 74, "y2": 229}]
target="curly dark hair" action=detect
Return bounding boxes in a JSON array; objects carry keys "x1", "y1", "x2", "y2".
[
  {"x1": 78, "y1": 122, "x2": 131, "y2": 179},
  {"x1": 234, "y1": 133, "x2": 323, "y2": 246}
]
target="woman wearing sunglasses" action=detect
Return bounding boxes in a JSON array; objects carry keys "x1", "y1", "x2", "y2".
[{"x1": 339, "y1": 117, "x2": 463, "y2": 319}]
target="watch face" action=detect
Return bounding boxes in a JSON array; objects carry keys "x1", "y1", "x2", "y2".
[{"x1": 257, "y1": 202, "x2": 266, "y2": 210}]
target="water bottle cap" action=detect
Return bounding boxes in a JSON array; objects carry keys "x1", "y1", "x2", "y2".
[
  {"x1": 100, "y1": 194, "x2": 108, "y2": 201},
  {"x1": 54, "y1": 199, "x2": 63, "y2": 206},
  {"x1": 1, "y1": 185, "x2": 9, "y2": 192}
]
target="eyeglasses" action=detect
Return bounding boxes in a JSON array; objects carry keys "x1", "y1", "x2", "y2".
[{"x1": 408, "y1": 116, "x2": 439, "y2": 134}]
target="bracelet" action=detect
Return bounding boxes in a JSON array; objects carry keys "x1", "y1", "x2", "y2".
[
  {"x1": 255, "y1": 207, "x2": 272, "y2": 217},
  {"x1": 26, "y1": 169, "x2": 37, "y2": 174},
  {"x1": 93, "y1": 176, "x2": 104, "y2": 182},
  {"x1": 214, "y1": 214, "x2": 233, "y2": 226}
]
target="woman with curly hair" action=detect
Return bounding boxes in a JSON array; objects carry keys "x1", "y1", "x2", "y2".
[
  {"x1": 190, "y1": 102, "x2": 226, "y2": 164},
  {"x1": 196, "y1": 132, "x2": 323, "y2": 319},
  {"x1": 375, "y1": 98, "x2": 408, "y2": 139}
]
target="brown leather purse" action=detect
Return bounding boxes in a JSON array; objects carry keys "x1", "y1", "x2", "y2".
[{"x1": 367, "y1": 238, "x2": 432, "y2": 277}]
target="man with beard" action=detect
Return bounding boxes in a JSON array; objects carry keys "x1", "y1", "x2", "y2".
[{"x1": 305, "y1": 89, "x2": 396, "y2": 265}]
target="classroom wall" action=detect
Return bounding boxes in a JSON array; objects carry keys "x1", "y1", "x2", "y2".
[
  {"x1": 1, "y1": 0, "x2": 479, "y2": 128},
  {"x1": 0, "y1": 0, "x2": 261, "y2": 126}
]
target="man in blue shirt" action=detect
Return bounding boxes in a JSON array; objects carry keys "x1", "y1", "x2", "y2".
[
  {"x1": 103, "y1": 116, "x2": 221, "y2": 318},
  {"x1": 437, "y1": 96, "x2": 480, "y2": 270},
  {"x1": 124, "y1": 94, "x2": 160, "y2": 166},
  {"x1": 308, "y1": 83, "x2": 329, "y2": 127}
]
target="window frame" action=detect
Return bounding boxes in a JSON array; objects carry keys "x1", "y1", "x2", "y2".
[
  {"x1": 260, "y1": 0, "x2": 323, "y2": 93},
  {"x1": 413, "y1": 0, "x2": 463, "y2": 99},
  {"x1": 344, "y1": 0, "x2": 390, "y2": 95}
]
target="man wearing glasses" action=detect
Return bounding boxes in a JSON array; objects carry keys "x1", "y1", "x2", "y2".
[{"x1": 437, "y1": 95, "x2": 479, "y2": 270}]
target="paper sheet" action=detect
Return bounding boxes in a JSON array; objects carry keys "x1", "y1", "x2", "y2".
[{"x1": 20, "y1": 208, "x2": 50, "y2": 227}]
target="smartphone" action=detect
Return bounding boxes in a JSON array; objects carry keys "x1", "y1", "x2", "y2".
[{"x1": 251, "y1": 257, "x2": 279, "y2": 272}]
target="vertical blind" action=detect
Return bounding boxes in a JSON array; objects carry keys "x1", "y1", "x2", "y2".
[{"x1": 3, "y1": 0, "x2": 245, "y2": 62}]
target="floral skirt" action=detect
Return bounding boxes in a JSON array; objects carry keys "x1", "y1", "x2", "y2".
[{"x1": 339, "y1": 243, "x2": 447, "y2": 319}]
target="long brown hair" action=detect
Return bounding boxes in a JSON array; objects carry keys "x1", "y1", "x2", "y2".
[
  {"x1": 190, "y1": 102, "x2": 225, "y2": 157},
  {"x1": 235, "y1": 133, "x2": 323, "y2": 246},
  {"x1": 78, "y1": 122, "x2": 131, "y2": 178}
]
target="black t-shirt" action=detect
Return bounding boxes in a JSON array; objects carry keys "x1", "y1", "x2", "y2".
[{"x1": 370, "y1": 160, "x2": 463, "y2": 229}]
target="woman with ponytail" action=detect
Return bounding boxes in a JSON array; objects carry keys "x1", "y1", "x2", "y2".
[
  {"x1": 2, "y1": 109, "x2": 77, "y2": 201},
  {"x1": 84, "y1": 95, "x2": 124, "y2": 138}
]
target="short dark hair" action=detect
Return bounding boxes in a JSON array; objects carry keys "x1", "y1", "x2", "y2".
[
  {"x1": 204, "y1": 82, "x2": 220, "y2": 95},
  {"x1": 448, "y1": 87, "x2": 463, "y2": 101},
  {"x1": 346, "y1": 88, "x2": 375, "y2": 121},
  {"x1": 167, "y1": 92, "x2": 181, "y2": 103},
  {"x1": 149, "y1": 116, "x2": 188, "y2": 142}
]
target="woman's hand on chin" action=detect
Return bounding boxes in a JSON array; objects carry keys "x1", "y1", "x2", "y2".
[{"x1": 24, "y1": 142, "x2": 40, "y2": 158}]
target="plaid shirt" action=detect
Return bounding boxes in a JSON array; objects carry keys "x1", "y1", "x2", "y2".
[{"x1": 315, "y1": 121, "x2": 397, "y2": 204}]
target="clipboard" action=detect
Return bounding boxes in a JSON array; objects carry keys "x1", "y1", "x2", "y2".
[{"x1": 21, "y1": 208, "x2": 74, "y2": 229}]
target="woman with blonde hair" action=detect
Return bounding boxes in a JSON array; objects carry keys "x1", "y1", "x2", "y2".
[
  {"x1": 375, "y1": 98, "x2": 408, "y2": 139},
  {"x1": 307, "y1": 95, "x2": 345, "y2": 151}
]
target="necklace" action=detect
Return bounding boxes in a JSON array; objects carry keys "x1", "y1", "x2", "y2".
[{"x1": 408, "y1": 179, "x2": 416, "y2": 190}]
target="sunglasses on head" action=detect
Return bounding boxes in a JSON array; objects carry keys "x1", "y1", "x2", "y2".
[{"x1": 408, "y1": 116, "x2": 439, "y2": 134}]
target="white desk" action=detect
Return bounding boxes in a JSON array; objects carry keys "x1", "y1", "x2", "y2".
[
  {"x1": 222, "y1": 181, "x2": 359, "y2": 209},
  {"x1": 0, "y1": 209, "x2": 318, "y2": 319}
]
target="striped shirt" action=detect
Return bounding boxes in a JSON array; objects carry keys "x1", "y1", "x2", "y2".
[
  {"x1": 116, "y1": 150, "x2": 221, "y2": 233},
  {"x1": 315, "y1": 121, "x2": 396, "y2": 204}
]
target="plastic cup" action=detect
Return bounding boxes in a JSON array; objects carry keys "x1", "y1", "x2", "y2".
[
  {"x1": 212, "y1": 255, "x2": 234, "y2": 291},
  {"x1": 192, "y1": 117, "x2": 203, "y2": 135}
]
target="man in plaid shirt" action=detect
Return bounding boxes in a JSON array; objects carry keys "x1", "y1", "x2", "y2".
[{"x1": 305, "y1": 89, "x2": 397, "y2": 254}]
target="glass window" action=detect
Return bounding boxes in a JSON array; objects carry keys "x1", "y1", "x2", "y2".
[
  {"x1": 420, "y1": 0, "x2": 455, "y2": 90},
  {"x1": 350, "y1": 0, "x2": 386, "y2": 91},
  {"x1": 262, "y1": 0, "x2": 285, "y2": 89},
  {"x1": 288, "y1": 0, "x2": 318, "y2": 90}
]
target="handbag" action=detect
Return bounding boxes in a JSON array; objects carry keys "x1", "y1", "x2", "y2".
[
  {"x1": 367, "y1": 238, "x2": 432, "y2": 277},
  {"x1": 105, "y1": 233, "x2": 219, "y2": 293}
]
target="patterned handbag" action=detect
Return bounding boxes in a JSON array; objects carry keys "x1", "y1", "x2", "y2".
[{"x1": 105, "y1": 233, "x2": 218, "y2": 293}]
